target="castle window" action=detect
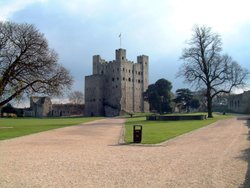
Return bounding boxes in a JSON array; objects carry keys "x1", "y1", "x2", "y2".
[
  {"x1": 138, "y1": 79, "x2": 140, "y2": 83},
  {"x1": 117, "y1": 77, "x2": 119, "y2": 80},
  {"x1": 101, "y1": 70, "x2": 104, "y2": 74},
  {"x1": 123, "y1": 68, "x2": 125, "y2": 71},
  {"x1": 117, "y1": 68, "x2": 119, "y2": 71},
  {"x1": 112, "y1": 78, "x2": 115, "y2": 81},
  {"x1": 122, "y1": 56, "x2": 124, "y2": 60},
  {"x1": 129, "y1": 70, "x2": 131, "y2": 73},
  {"x1": 138, "y1": 72, "x2": 141, "y2": 75},
  {"x1": 123, "y1": 77, "x2": 125, "y2": 81},
  {"x1": 116, "y1": 85, "x2": 118, "y2": 88},
  {"x1": 128, "y1": 78, "x2": 131, "y2": 82}
]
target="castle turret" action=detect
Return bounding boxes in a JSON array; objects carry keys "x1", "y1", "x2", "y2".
[
  {"x1": 137, "y1": 55, "x2": 149, "y2": 92},
  {"x1": 137, "y1": 55, "x2": 149, "y2": 112},
  {"x1": 115, "y1": 49, "x2": 126, "y2": 62},
  {"x1": 93, "y1": 55, "x2": 101, "y2": 74}
]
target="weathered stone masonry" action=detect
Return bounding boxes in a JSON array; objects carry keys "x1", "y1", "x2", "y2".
[
  {"x1": 228, "y1": 90, "x2": 250, "y2": 113},
  {"x1": 23, "y1": 97, "x2": 84, "y2": 117},
  {"x1": 85, "y1": 49, "x2": 149, "y2": 116}
]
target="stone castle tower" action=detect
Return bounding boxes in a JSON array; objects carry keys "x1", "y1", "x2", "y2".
[
  {"x1": 85, "y1": 49, "x2": 149, "y2": 116},
  {"x1": 30, "y1": 96, "x2": 52, "y2": 117}
]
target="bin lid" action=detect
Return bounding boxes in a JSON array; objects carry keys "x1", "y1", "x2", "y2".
[{"x1": 133, "y1": 124, "x2": 142, "y2": 130}]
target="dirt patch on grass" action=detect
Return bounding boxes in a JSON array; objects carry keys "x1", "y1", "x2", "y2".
[{"x1": 0, "y1": 127, "x2": 13, "y2": 129}]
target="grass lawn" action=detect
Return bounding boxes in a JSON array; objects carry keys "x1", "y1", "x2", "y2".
[
  {"x1": 125, "y1": 113, "x2": 233, "y2": 144},
  {"x1": 0, "y1": 117, "x2": 102, "y2": 140}
]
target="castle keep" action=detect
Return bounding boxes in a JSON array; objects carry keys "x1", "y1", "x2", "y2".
[{"x1": 85, "y1": 49, "x2": 149, "y2": 116}]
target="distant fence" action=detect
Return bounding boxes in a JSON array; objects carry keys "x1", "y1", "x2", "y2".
[{"x1": 146, "y1": 115, "x2": 207, "y2": 121}]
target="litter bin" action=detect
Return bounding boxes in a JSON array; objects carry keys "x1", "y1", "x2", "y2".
[{"x1": 133, "y1": 125, "x2": 142, "y2": 143}]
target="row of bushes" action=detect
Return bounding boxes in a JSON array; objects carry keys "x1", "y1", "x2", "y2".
[{"x1": 146, "y1": 115, "x2": 207, "y2": 121}]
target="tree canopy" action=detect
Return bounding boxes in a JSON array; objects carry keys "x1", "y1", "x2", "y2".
[
  {"x1": 144, "y1": 78, "x2": 174, "y2": 114},
  {"x1": 68, "y1": 91, "x2": 84, "y2": 104},
  {"x1": 177, "y1": 25, "x2": 249, "y2": 117},
  {"x1": 0, "y1": 21, "x2": 73, "y2": 107},
  {"x1": 175, "y1": 88, "x2": 200, "y2": 112}
]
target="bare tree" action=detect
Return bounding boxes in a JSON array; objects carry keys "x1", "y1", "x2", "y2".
[
  {"x1": 68, "y1": 91, "x2": 84, "y2": 104},
  {"x1": 0, "y1": 21, "x2": 73, "y2": 107},
  {"x1": 177, "y1": 25, "x2": 249, "y2": 117}
]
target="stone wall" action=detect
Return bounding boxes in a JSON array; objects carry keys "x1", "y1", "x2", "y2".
[
  {"x1": 228, "y1": 91, "x2": 250, "y2": 113},
  {"x1": 24, "y1": 97, "x2": 84, "y2": 117},
  {"x1": 52, "y1": 104, "x2": 84, "y2": 117},
  {"x1": 85, "y1": 75, "x2": 105, "y2": 116}
]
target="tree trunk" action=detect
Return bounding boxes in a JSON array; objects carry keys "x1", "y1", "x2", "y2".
[
  {"x1": 206, "y1": 86, "x2": 213, "y2": 118},
  {"x1": 207, "y1": 96, "x2": 213, "y2": 118}
]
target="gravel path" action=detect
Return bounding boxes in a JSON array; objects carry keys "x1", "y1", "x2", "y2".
[{"x1": 0, "y1": 117, "x2": 250, "y2": 188}]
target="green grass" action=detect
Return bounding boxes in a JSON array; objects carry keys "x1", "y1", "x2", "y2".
[
  {"x1": 125, "y1": 113, "x2": 233, "y2": 144},
  {"x1": 0, "y1": 117, "x2": 102, "y2": 140}
]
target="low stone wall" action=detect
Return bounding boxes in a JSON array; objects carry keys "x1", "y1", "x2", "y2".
[{"x1": 146, "y1": 115, "x2": 207, "y2": 121}]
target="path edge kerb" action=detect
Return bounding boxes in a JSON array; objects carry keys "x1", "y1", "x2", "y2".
[{"x1": 118, "y1": 119, "x2": 126, "y2": 144}]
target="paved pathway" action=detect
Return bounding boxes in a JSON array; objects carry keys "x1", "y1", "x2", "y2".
[{"x1": 0, "y1": 117, "x2": 250, "y2": 188}]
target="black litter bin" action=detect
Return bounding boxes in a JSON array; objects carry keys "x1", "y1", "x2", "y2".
[{"x1": 133, "y1": 125, "x2": 142, "y2": 143}]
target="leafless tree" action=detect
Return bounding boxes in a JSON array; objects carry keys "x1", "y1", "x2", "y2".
[
  {"x1": 177, "y1": 25, "x2": 249, "y2": 117},
  {"x1": 68, "y1": 91, "x2": 84, "y2": 104},
  {"x1": 0, "y1": 21, "x2": 73, "y2": 107}
]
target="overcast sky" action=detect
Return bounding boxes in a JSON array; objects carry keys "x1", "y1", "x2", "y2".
[{"x1": 1, "y1": 0, "x2": 250, "y2": 96}]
